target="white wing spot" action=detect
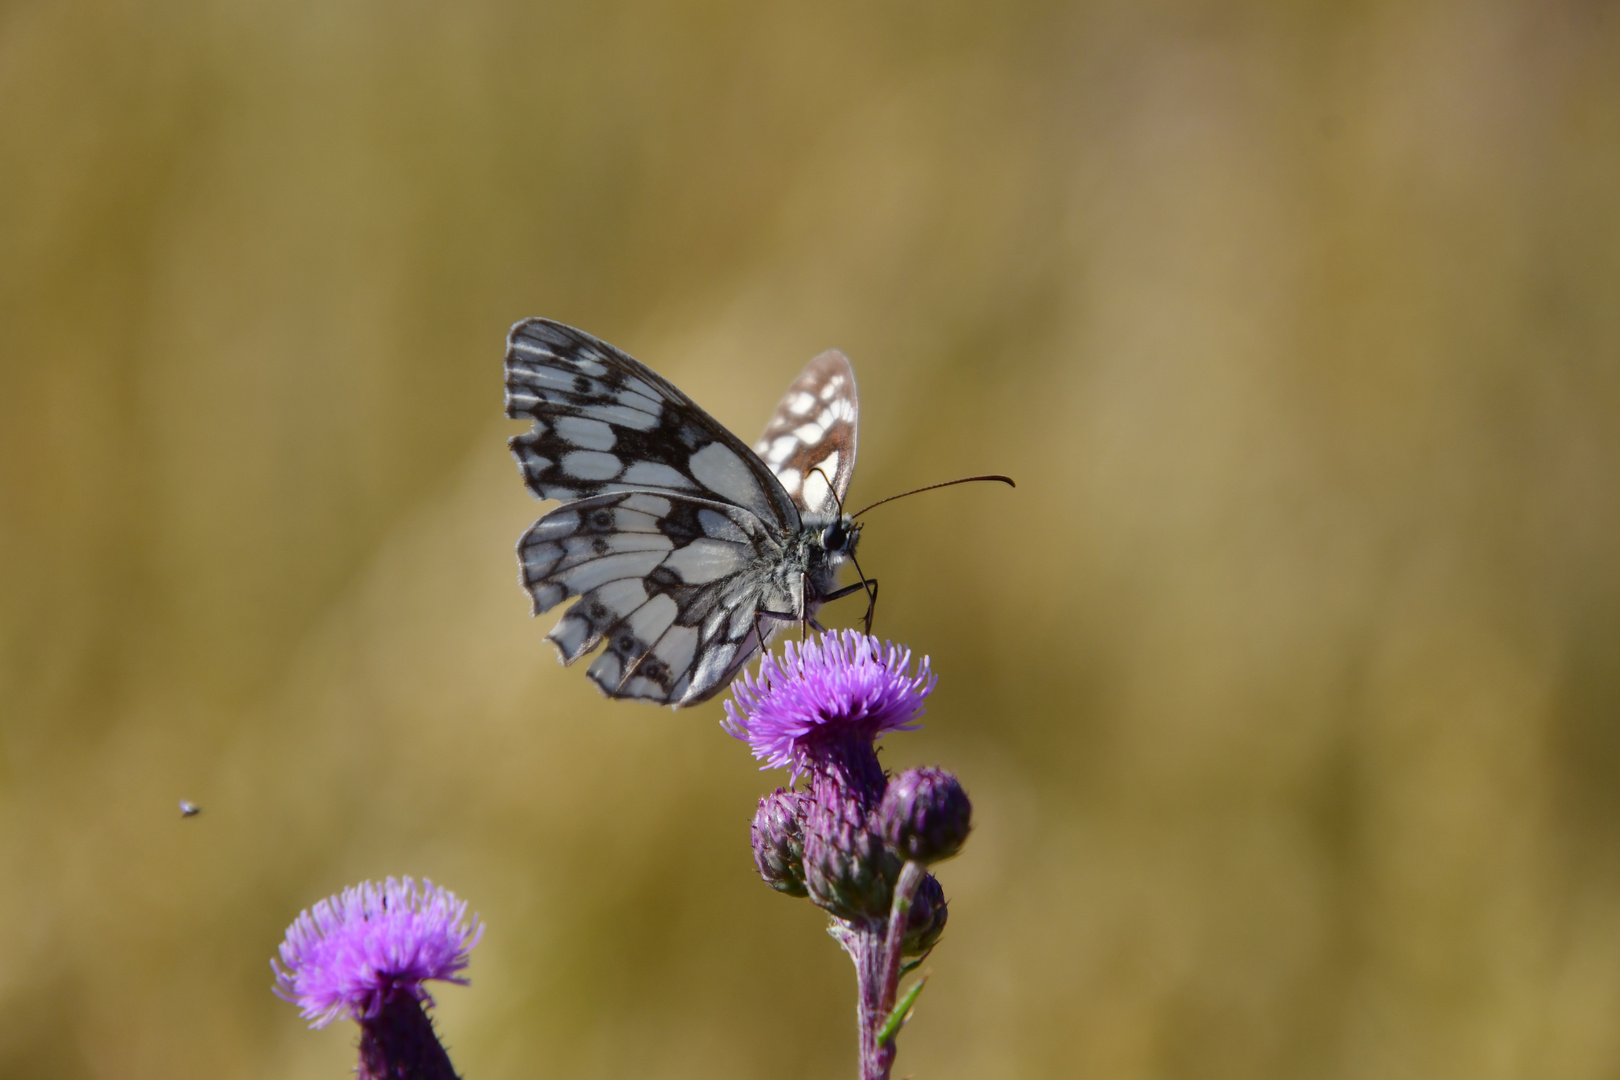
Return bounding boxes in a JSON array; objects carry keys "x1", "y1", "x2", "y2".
[
  {"x1": 530, "y1": 582, "x2": 566, "y2": 613},
  {"x1": 628, "y1": 594, "x2": 678, "y2": 641},
  {"x1": 591, "y1": 403, "x2": 660, "y2": 431},
  {"x1": 663, "y1": 538, "x2": 749, "y2": 585},
  {"x1": 618, "y1": 376, "x2": 661, "y2": 400},
  {"x1": 588, "y1": 651, "x2": 622, "y2": 687},
  {"x1": 620, "y1": 676, "x2": 666, "y2": 700},
  {"x1": 810, "y1": 451, "x2": 839, "y2": 481},
  {"x1": 521, "y1": 541, "x2": 563, "y2": 577},
  {"x1": 698, "y1": 509, "x2": 749, "y2": 544},
  {"x1": 607, "y1": 508, "x2": 664, "y2": 533},
  {"x1": 767, "y1": 435, "x2": 798, "y2": 463},
  {"x1": 621, "y1": 493, "x2": 673, "y2": 517},
  {"x1": 561, "y1": 450, "x2": 623, "y2": 480},
  {"x1": 555, "y1": 416, "x2": 616, "y2": 451},
  {"x1": 691, "y1": 641, "x2": 736, "y2": 692},
  {"x1": 793, "y1": 423, "x2": 825, "y2": 444},
  {"x1": 688, "y1": 443, "x2": 766, "y2": 511},
  {"x1": 653, "y1": 624, "x2": 699, "y2": 677},
  {"x1": 789, "y1": 391, "x2": 817, "y2": 415},
  {"x1": 528, "y1": 508, "x2": 580, "y2": 540},
  {"x1": 594, "y1": 578, "x2": 651, "y2": 618},
  {"x1": 728, "y1": 601, "x2": 757, "y2": 640},
  {"x1": 777, "y1": 468, "x2": 802, "y2": 493},
  {"x1": 559, "y1": 551, "x2": 664, "y2": 593},
  {"x1": 517, "y1": 446, "x2": 553, "y2": 474},
  {"x1": 622, "y1": 461, "x2": 697, "y2": 489},
  {"x1": 548, "y1": 614, "x2": 596, "y2": 661},
  {"x1": 801, "y1": 468, "x2": 831, "y2": 509},
  {"x1": 512, "y1": 365, "x2": 601, "y2": 394}
]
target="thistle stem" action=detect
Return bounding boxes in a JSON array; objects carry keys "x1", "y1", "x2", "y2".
[
  {"x1": 850, "y1": 921, "x2": 886, "y2": 1080},
  {"x1": 845, "y1": 860, "x2": 926, "y2": 1080}
]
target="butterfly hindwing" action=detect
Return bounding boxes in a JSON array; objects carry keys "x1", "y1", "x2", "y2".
[
  {"x1": 505, "y1": 318, "x2": 801, "y2": 529},
  {"x1": 754, "y1": 348, "x2": 859, "y2": 516},
  {"x1": 516, "y1": 490, "x2": 800, "y2": 706}
]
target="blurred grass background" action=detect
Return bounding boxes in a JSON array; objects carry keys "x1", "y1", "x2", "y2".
[{"x1": 4, "y1": 0, "x2": 1620, "y2": 1077}]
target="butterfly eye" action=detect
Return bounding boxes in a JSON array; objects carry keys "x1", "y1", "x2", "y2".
[{"x1": 821, "y1": 521, "x2": 848, "y2": 552}]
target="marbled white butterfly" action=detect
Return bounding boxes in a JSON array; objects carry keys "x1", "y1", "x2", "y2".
[{"x1": 504, "y1": 318, "x2": 1011, "y2": 708}]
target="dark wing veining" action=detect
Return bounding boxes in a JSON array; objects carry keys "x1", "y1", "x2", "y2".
[
  {"x1": 505, "y1": 318, "x2": 801, "y2": 531},
  {"x1": 753, "y1": 348, "x2": 859, "y2": 517}
]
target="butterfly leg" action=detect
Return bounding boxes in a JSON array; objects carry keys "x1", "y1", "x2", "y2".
[
  {"x1": 792, "y1": 572, "x2": 830, "y2": 639},
  {"x1": 799, "y1": 572, "x2": 810, "y2": 642},
  {"x1": 751, "y1": 606, "x2": 803, "y2": 656},
  {"x1": 822, "y1": 577, "x2": 879, "y2": 635}
]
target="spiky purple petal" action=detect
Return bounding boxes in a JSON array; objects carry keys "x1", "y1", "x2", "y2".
[
  {"x1": 722, "y1": 631, "x2": 935, "y2": 773},
  {"x1": 272, "y1": 877, "x2": 482, "y2": 1028}
]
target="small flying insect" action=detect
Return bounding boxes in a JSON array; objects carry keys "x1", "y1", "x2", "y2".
[{"x1": 179, "y1": 800, "x2": 201, "y2": 818}]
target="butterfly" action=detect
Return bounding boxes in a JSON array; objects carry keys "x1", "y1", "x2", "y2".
[{"x1": 504, "y1": 318, "x2": 875, "y2": 708}]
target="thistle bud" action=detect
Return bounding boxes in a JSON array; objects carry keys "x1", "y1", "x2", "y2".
[
  {"x1": 802, "y1": 791, "x2": 900, "y2": 918},
  {"x1": 903, "y1": 871, "x2": 948, "y2": 955},
  {"x1": 879, "y1": 767, "x2": 972, "y2": 864},
  {"x1": 751, "y1": 789, "x2": 809, "y2": 897}
]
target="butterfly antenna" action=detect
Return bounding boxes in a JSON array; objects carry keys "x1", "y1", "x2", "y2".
[
  {"x1": 808, "y1": 465, "x2": 846, "y2": 517},
  {"x1": 850, "y1": 475, "x2": 1015, "y2": 519}
]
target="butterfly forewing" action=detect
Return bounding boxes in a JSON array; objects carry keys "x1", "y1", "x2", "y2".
[
  {"x1": 505, "y1": 319, "x2": 801, "y2": 529},
  {"x1": 753, "y1": 349, "x2": 858, "y2": 516}
]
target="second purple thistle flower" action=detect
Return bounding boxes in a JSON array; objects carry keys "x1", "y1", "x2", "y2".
[
  {"x1": 273, "y1": 877, "x2": 482, "y2": 1028},
  {"x1": 273, "y1": 877, "x2": 482, "y2": 1080}
]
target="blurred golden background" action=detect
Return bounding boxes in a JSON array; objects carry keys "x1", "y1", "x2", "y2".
[{"x1": 4, "y1": 1, "x2": 1620, "y2": 1077}]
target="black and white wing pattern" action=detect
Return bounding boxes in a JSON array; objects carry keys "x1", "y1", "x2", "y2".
[
  {"x1": 505, "y1": 320, "x2": 799, "y2": 526},
  {"x1": 504, "y1": 319, "x2": 862, "y2": 708},
  {"x1": 753, "y1": 349, "x2": 858, "y2": 517}
]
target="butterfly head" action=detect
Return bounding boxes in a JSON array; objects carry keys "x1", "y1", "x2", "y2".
[{"x1": 819, "y1": 515, "x2": 862, "y2": 559}]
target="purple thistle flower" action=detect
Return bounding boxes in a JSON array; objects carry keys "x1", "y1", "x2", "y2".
[
  {"x1": 722, "y1": 630, "x2": 935, "y2": 775},
  {"x1": 272, "y1": 877, "x2": 482, "y2": 1028}
]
